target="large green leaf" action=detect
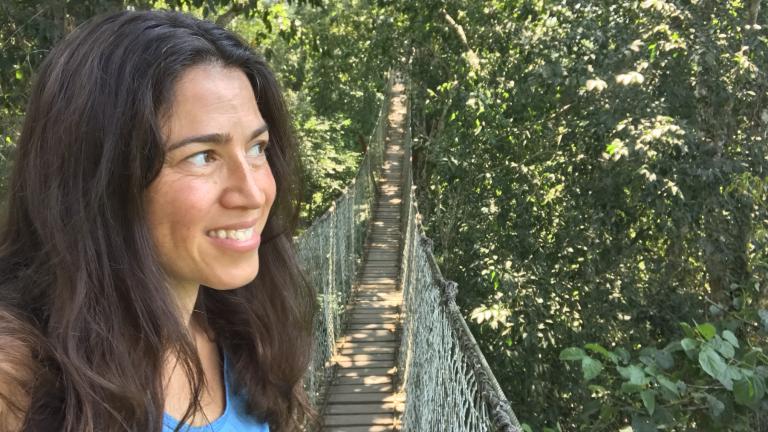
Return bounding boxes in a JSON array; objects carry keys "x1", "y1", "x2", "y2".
[
  {"x1": 696, "y1": 323, "x2": 717, "y2": 341},
  {"x1": 721, "y1": 330, "x2": 739, "y2": 348},
  {"x1": 655, "y1": 375, "x2": 679, "y2": 399},
  {"x1": 582, "y1": 356, "x2": 604, "y2": 381},
  {"x1": 618, "y1": 365, "x2": 648, "y2": 385},
  {"x1": 705, "y1": 394, "x2": 725, "y2": 418},
  {"x1": 640, "y1": 389, "x2": 656, "y2": 416},
  {"x1": 734, "y1": 378, "x2": 756, "y2": 406},
  {"x1": 560, "y1": 347, "x2": 586, "y2": 361},
  {"x1": 698, "y1": 346, "x2": 727, "y2": 382}
]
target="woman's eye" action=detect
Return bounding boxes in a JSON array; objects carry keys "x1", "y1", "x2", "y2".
[
  {"x1": 186, "y1": 151, "x2": 215, "y2": 167},
  {"x1": 247, "y1": 143, "x2": 266, "y2": 158}
]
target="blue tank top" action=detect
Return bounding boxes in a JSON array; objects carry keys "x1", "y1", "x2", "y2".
[{"x1": 162, "y1": 356, "x2": 270, "y2": 432}]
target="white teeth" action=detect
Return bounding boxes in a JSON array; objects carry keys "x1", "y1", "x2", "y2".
[{"x1": 208, "y1": 227, "x2": 255, "y2": 241}]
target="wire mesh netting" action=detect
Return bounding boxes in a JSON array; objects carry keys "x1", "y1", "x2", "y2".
[{"x1": 395, "y1": 74, "x2": 523, "y2": 432}]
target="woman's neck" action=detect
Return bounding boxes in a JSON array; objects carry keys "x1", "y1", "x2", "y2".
[{"x1": 162, "y1": 314, "x2": 226, "y2": 426}]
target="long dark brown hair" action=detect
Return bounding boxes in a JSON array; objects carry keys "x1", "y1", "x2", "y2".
[{"x1": 0, "y1": 10, "x2": 315, "y2": 431}]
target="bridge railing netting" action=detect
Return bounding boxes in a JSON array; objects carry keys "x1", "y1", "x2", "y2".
[
  {"x1": 296, "y1": 71, "x2": 522, "y2": 431},
  {"x1": 395, "y1": 74, "x2": 522, "y2": 432}
]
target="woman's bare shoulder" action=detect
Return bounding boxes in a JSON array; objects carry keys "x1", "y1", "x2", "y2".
[{"x1": 0, "y1": 307, "x2": 42, "y2": 431}]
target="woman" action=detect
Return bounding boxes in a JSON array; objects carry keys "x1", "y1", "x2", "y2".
[{"x1": 0, "y1": 10, "x2": 315, "y2": 432}]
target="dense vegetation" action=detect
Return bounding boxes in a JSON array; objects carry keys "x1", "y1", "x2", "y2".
[
  {"x1": 399, "y1": 1, "x2": 768, "y2": 430},
  {"x1": 2, "y1": 0, "x2": 767, "y2": 430}
]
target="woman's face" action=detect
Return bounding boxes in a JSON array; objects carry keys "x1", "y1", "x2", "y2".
[{"x1": 146, "y1": 64, "x2": 276, "y2": 292}]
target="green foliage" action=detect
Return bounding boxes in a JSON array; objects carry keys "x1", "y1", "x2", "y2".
[
  {"x1": 399, "y1": 0, "x2": 768, "y2": 430},
  {"x1": 561, "y1": 321, "x2": 768, "y2": 430},
  {"x1": 253, "y1": 0, "x2": 397, "y2": 222}
]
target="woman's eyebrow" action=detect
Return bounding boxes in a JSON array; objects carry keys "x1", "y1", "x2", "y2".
[{"x1": 167, "y1": 124, "x2": 269, "y2": 152}]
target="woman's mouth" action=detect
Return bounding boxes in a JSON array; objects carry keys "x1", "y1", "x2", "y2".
[{"x1": 206, "y1": 227, "x2": 255, "y2": 241}]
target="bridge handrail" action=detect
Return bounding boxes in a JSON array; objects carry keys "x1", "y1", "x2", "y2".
[{"x1": 396, "y1": 72, "x2": 523, "y2": 432}]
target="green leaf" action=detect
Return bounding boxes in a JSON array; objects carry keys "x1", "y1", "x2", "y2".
[
  {"x1": 585, "y1": 343, "x2": 619, "y2": 363},
  {"x1": 618, "y1": 365, "x2": 647, "y2": 385},
  {"x1": 631, "y1": 415, "x2": 657, "y2": 432},
  {"x1": 656, "y1": 375, "x2": 679, "y2": 398},
  {"x1": 759, "y1": 309, "x2": 768, "y2": 331},
  {"x1": 681, "y1": 338, "x2": 698, "y2": 353},
  {"x1": 680, "y1": 322, "x2": 695, "y2": 338},
  {"x1": 696, "y1": 323, "x2": 717, "y2": 340},
  {"x1": 699, "y1": 346, "x2": 727, "y2": 381},
  {"x1": 615, "y1": 347, "x2": 631, "y2": 364},
  {"x1": 705, "y1": 394, "x2": 725, "y2": 418},
  {"x1": 734, "y1": 378, "x2": 756, "y2": 406},
  {"x1": 710, "y1": 336, "x2": 735, "y2": 359},
  {"x1": 655, "y1": 350, "x2": 674, "y2": 370},
  {"x1": 560, "y1": 347, "x2": 586, "y2": 361},
  {"x1": 722, "y1": 330, "x2": 739, "y2": 348},
  {"x1": 582, "y1": 356, "x2": 604, "y2": 381},
  {"x1": 621, "y1": 382, "x2": 644, "y2": 394},
  {"x1": 640, "y1": 390, "x2": 656, "y2": 415},
  {"x1": 755, "y1": 375, "x2": 766, "y2": 399}
]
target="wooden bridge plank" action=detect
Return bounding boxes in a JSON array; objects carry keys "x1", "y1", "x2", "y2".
[
  {"x1": 341, "y1": 341, "x2": 398, "y2": 349},
  {"x1": 339, "y1": 345, "x2": 396, "y2": 354},
  {"x1": 334, "y1": 367, "x2": 395, "y2": 377},
  {"x1": 323, "y1": 415, "x2": 394, "y2": 427},
  {"x1": 334, "y1": 353, "x2": 394, "y2": 363},
  {"x1": 349, "y1": 305, "x2": 400, "y2": 312},
  {"x1": 347, "y1": 317, "x2": 398, "y2": 325},
  {"x1": 324, "y1": 402, "x2": 395, "y2": 415},
  {"x1": 359, "y1": 270, "x2": 399, "y2": 276},
  {"x1": 335, "y1": 360, "x2": 394, "y2": 368},
  {"x1": 351, "y1": 301, "x2": 401, "y2": 309},
  {"x1": 334, "y1": 375, "x2": 392, "y2": 386},
  {"x1": 323, "y1": 425, "x2": 395, "y2": 432},
  {"x1": 351, "y1": 297, "x2": 399, "y2": 304},
  {"x1": 350, "y1": 307, "x2": 399, "y2": 315},
  {"x1": 323, "y1": 414, "x2": 394, "y2": 427},
  {"x1": 354, "y1": 286, "x2": 398, "y2": 292},
  {"x1": 328, "y1": 392, "x2": 397, "y2": 404},
  {"x1": 328, "y1": 383, "x2": 394, "y2": 394}
]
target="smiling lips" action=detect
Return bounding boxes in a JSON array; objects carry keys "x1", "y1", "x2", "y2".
[
  {"x1": 206, "y1": 221, "x2": 262, "y2": 252},
  {"x1": 206, "y1": 227, "x2": 255, "y2": 241}
]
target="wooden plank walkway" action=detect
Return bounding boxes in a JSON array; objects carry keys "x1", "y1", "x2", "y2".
[{"x1": 321, "y1": 80, "x2": 407, "y2": 432}]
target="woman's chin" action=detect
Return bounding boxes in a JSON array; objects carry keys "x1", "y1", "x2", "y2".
[{"x1": 204, "y1": 268, "x2": 260, "y2": 290}]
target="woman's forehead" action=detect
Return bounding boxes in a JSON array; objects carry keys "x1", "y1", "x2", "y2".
[{"x1": 163, "y1": 65, "x2": 264, "y2": 144}]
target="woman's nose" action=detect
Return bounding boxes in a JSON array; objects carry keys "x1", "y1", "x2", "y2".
[{"x1": 219, "y1": 155, "x2": 267, "y2": 209}]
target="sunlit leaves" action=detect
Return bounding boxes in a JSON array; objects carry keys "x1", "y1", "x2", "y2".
[
  {"x1": 615, "y1": 71, "x2": 646, "y2": 85},
  {"x1": 585, "y1": 78, "x2": 607, "y2": 92}
]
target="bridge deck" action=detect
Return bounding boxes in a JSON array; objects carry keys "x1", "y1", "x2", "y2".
[{"x1": 321, "y1": 81, "x2": 406, "y2": 432}]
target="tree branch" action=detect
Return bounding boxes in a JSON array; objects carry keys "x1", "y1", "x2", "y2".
[
  {"x1": 748, "y1": 0, "x2": 761, "y2": 26},
  {"x1": 439, "y1": 9, "x2": 480, "y2": 70}
]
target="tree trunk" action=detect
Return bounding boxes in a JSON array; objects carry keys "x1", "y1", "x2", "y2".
[{"x1": 749, "y1": 0, "x2": 761, "y2": 26}]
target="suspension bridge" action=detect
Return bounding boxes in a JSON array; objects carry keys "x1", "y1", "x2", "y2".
[{"x1": 297, "y1": 73, "x2": 522, "y2": 432}]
